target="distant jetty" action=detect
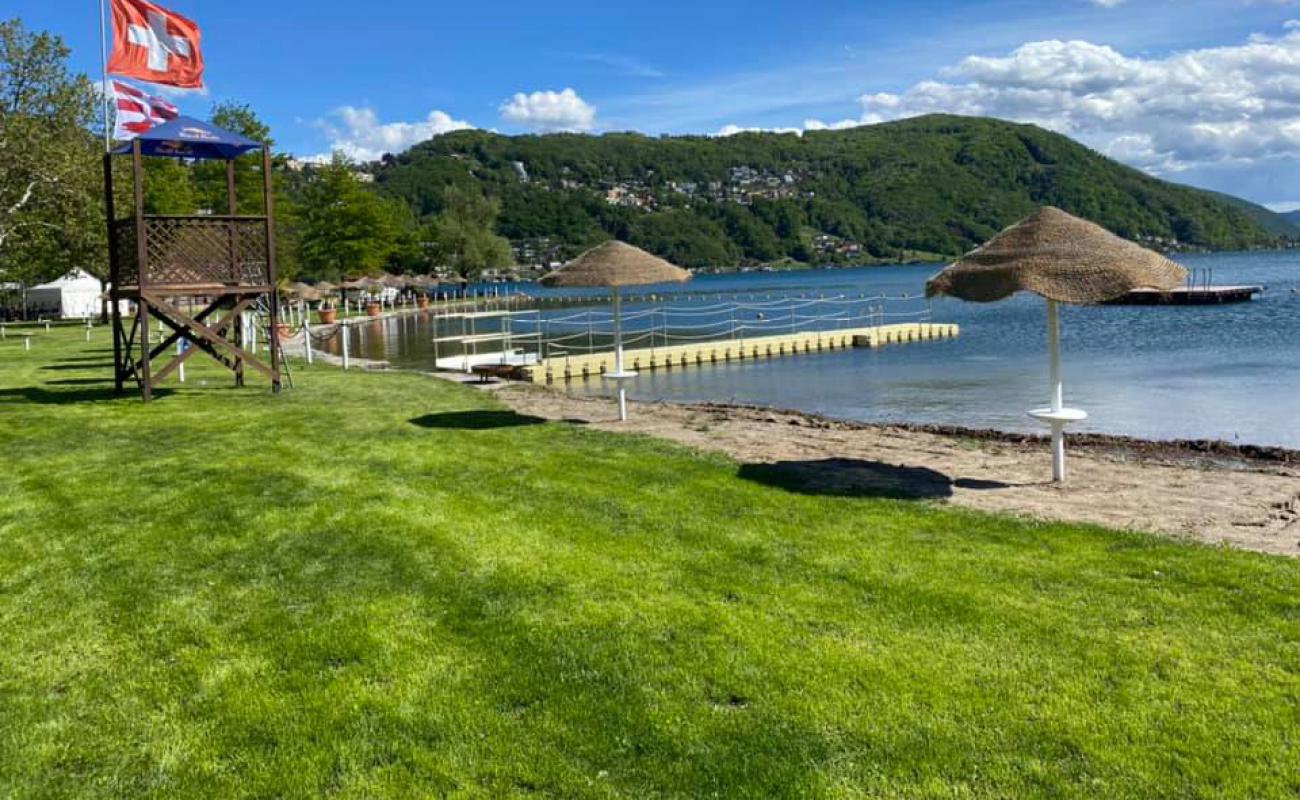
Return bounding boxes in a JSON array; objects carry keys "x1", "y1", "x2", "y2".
[{"x1": 1105, "y1": 285, "x2": 1263, "y2": 305}]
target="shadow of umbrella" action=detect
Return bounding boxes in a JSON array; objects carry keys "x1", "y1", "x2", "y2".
[
  {"x1": 738, "y1": 458, "x2": 957, "y2": 500},
  {"x1": 409, "y1": 410, "x2": 546, "y2": 430}
]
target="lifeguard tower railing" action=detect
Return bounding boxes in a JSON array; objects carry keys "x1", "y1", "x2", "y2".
[{"x1": 110, "y1": 214, "x2": 272, "y2": 295}]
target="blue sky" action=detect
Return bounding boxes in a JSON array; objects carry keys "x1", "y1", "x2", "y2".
[{"x1": 17, "y1": 0, "x2": 1300, "y2": 206}]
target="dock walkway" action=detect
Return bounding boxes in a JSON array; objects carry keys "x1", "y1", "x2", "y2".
[
  {"x1": 521, "y1": 322, "x2": 959, "y2": 384},
  {"x1": 1106, "y1": 285, "x2": 1263, "y2": 305}
]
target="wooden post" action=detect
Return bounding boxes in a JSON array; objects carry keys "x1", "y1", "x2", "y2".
[
  {"x1": 227, "y1": 159, "x2": 244, "y2": 386},
  {"x1": 104, "y1": 153, "x2": 124, "y2": 394},
  {"x1": 132, "y1": 139, "x2": 152, "y2": 402},
  {"x1": 227, "y1": 159, "x2": 239, "y2": 282},
  {"x1": 263, "y1": 145, "x2": 281, "y2": 393}
]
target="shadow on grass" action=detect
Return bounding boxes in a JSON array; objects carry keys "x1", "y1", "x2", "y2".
[
  {"x1": 739, "y1": 458, "x2": 960, "y2": 500},
  {"x1": 40, "y1": 363, "x2": 112, "y2": 371},
  {"x1": 409, "y1": 410, "x2": 546, "y2": 430},
  {"x1": 46, "y1": 377, "x2": 113, "y2": 386},
  {"x1": 0, "y1": 385, "x2": 173, "y2": 404}
]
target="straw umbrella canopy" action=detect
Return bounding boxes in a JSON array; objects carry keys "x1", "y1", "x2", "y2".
[
  {"x1": 286, "y1": 282, "x2": 323, "y2": 302},
  {"x1": 341, "y1": 276, "x2": 385, "y2": 297},
  {"x1": 926, "y1": 206, "x2": 1187, "y2": 482},
  {"x1": 311, "y1": 281, "x2": 338, "y2": 308},
  {"x1": 284, "y1": 281, "x2": 315, "y2": 298},
  {"x1": 540, "y1": 240, "x2": 691, "y2": 421}
]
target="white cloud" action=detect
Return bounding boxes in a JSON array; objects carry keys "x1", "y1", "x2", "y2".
[
  {"x1": 855, "y1": 22, "x2": 1300, "y2": 174},
  {"x1": 802, "y1": 118, "x2": 864, "y2": 132},
  {"x1": 715, "y1": 123, "x2": 804, "y2": 137},
  {"x1": 499, "y1": 88, "x2": 597, "y2": 132},
  {"x1": 715, "y1": 118, "x2": 862, "y2": 137},
  {"x1": 314, "y1": 106, "x2": 474, "y2": 162},
  {"x1": 1089, "y1": 0, "x2": 1125, "y2": 7}
]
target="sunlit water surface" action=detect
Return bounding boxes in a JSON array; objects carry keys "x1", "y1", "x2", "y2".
[{"x1": 337, "y1": 250, "x2": 1300, "y2": 448}]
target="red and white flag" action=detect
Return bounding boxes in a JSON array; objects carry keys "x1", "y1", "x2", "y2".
[
  {"x1": 111, "y1": 80, "x2": 180, "y2": 139},
  {"x1": 107, "y1": 0, "x2": 205, "y2": 89}
]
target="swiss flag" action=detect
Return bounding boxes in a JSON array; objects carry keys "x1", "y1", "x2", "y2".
[{"x1": 107, "y1": 0, "x2": 204, "y2": 89}]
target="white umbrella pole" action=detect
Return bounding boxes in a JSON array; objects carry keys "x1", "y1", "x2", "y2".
[
  {"x1": 613, "y1": 286, "x2": 627, "y2": 421},
  {"x1": 1047, "y1": 299, "x2": 1065, "y2": 482}
]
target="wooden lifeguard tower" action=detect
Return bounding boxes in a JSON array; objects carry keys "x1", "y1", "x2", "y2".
[{"x1": 103, "y1": 116, "x2": 281, "y2": 401}]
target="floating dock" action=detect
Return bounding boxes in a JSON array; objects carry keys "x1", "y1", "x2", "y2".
[
  {"x1": 519, "y1": 322, "x2": 959, "y2": 384},
  {"x1": 1105, "y1": 285, "x2": 1263, "y2": 305}
]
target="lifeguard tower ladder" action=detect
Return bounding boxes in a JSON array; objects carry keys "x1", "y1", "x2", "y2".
[{"x1": 103, "y1": 116, "x2": 281, "y2": 401}]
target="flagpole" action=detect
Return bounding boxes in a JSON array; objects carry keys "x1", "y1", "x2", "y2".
[{"x1": 98, "y1": 0, "x2": 111, "y2": 150}]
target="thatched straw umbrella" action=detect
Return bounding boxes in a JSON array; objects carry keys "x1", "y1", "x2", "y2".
[
  {"x1": 926, "y1": 207, "x2": 1187, "y2": 482},
  {"x1": 540, "y1": 241, "x2": 691, "y2": 421},
  {"x1": 284, "y1": 281, "x2": 315, "y2": 298},
  {"x1": 311, "y1": 281, "x2": 338, "y2": 309}
]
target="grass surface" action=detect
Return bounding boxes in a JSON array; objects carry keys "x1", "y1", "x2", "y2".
[{"x1": 1, "y1": 328, "x2": 1298, "y2": 799}]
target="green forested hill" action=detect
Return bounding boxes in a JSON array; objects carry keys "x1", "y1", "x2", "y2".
[
  {"x1": 371, "y1": 114, "x2": 1291, "y2": 268},
  {"x1": 1206, "y1": 191, "x2": 1300, "y2": 238}
]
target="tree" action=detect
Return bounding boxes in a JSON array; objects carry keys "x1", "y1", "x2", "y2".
[
  {"x1": 0, "y1": 19, "x2": 102, "y2": 288},
  {"x1": 294, "y1": 152, "x2": 402, "y2": 281},
  {"x1": 142, "y1": 158, "x2": 195, "y2": 214},
  {"x1": 192, "y1": 101, "x2": 271, "y2": 215},
  {"x1": 423, "y1": 187, "x2": 513, "y2": 282}
]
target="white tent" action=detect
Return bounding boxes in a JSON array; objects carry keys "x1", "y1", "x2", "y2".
[{"x1": 27, "y1": 269, "x2": 104, "y2": 319}]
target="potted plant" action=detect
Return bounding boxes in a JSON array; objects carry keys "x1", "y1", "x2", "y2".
[{"x1": 318, "y1": 293, "x2": 338, "y2": 324}]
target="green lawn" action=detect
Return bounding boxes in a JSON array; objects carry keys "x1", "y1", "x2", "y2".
[{"x1": 1, "y1": 328, "x2": 1297, "y2": 799}]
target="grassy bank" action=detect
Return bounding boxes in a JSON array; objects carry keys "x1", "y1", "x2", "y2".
[{"x1": 1, "y1": 328, "x2": 1297, "y2": 798}]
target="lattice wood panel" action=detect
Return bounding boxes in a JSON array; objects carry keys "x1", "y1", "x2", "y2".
[
  {"x1": 138, "y1": 217, "x2": 269, "y2": 286},
  {"x1": 112, "y1": 219, "x2": 138, "y2": 286}
]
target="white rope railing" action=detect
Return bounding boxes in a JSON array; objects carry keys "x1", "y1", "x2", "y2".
[
  {"x1": 519, "y1": 293, "x2": 933, "y2": 358},
  {"x1": 299, "y1": 291, "x2": 935, "y2": 363}
]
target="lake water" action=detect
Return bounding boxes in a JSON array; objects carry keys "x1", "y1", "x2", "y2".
[{"x1": 335, "y1": 250, "x2": 1300, "y2": 448}]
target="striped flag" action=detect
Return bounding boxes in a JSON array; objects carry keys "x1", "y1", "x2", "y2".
[{"x1": 111, "y1": 79, "x2": 179, "y2": 139}]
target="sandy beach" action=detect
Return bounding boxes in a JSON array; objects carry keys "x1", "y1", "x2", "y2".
[{"x1": 487, "y1": 380, "x2": 1300, "y2": 557}]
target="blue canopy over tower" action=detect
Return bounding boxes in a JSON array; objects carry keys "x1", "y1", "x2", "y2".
[{"x1": 110, "y1": 116, "x2": 262, "y2": 161}]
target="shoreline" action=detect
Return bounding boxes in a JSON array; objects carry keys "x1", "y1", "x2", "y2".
[
  {"x1": 685, "y1": 401, "x2": 1300, "y2": 469},
  {"x1": 487, "y1": 380, "x2": 1300, "y2": 557},
  {"x1": 317, "y1": 351, "x2": 1297, "y2": 469}
]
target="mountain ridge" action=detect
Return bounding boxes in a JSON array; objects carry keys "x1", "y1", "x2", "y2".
[{"x1": 371, "y1": 114, "x2": 1293, "y2": 268}]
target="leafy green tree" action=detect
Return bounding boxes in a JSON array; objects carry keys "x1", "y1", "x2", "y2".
[
  {"x1": 192, "y1": 101, "x2": 272, "y2": 215},
  {"x1": 0, "y1": 19, "x2": 102, "y2": 288},
  {"x1": 423, "y1": 187, "x2": 513, "y2": 281},
  {"x1": 295, "y1": 152, "x2": 402, "y2": 281},
  {"x1": 142, "y1": 158, "x2": 195, "y2": 214}
]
